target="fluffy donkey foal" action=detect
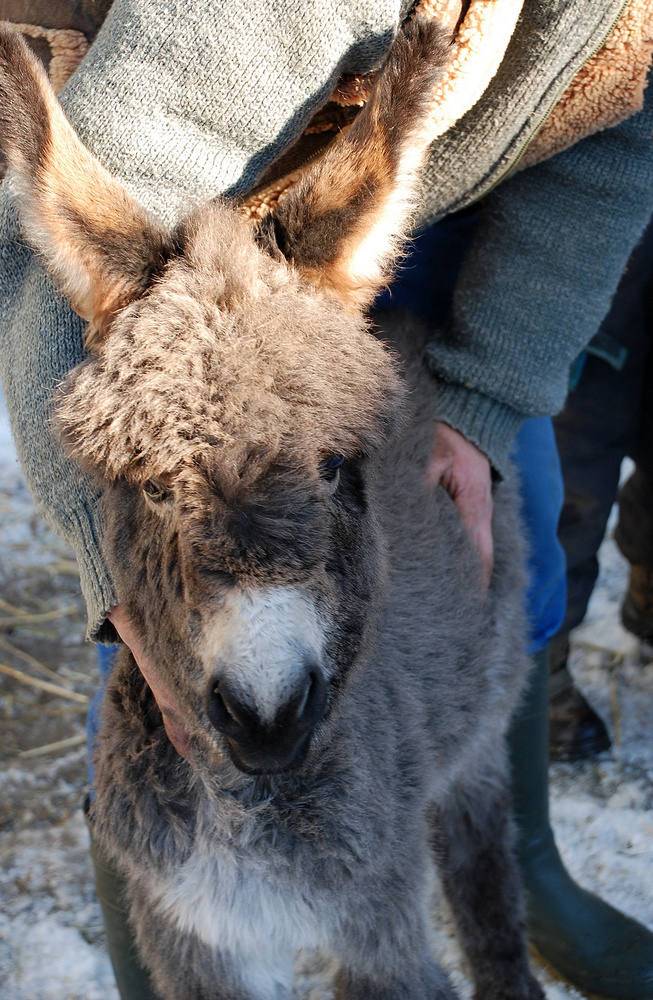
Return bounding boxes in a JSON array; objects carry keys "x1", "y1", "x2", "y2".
[{"x1": 0, "y1": 17, "x2": 545, "y2": 1000}]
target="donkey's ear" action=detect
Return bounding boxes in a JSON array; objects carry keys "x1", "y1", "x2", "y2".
[
  {"x1": 0, "y1": 25, "x2": 173, "y2": 349},
  {"x1": 265, "y1": 13, "x2": 451, "y2": 310}
]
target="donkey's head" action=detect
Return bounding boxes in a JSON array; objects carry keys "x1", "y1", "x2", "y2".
[{"x1": 0, "y1": 18, "x2": 449, "y2": 773}]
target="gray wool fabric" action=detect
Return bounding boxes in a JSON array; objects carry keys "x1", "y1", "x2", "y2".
[
  {"x1": 0, "y1": 0, "x2": 651, "y2": 638},
  {"x1": 428, "y1": 77, "x2": 653, "y2": 473},
  {"x1": 419, "y1": 0, "x2": 632, "y2": 223}
]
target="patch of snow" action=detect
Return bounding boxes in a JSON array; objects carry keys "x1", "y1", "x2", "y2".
[{"x1": 1, "y1": 916, "x2": 118, "y2": 1000}]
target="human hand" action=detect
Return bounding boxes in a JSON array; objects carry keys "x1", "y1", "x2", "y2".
[
  {"x1": 426, "y1": 422, "x2": 493, "y2": 588},
  {"x1": 108, "y1": 605, "x2": 192, "y2": 759}
]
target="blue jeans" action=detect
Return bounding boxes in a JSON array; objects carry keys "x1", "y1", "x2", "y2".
[
  {"x1": 87, "y1": 643, "x2": 117, "y2": 788},
  {"x1": 512, "y1": 418, "x2": 566, "y2": 653}
]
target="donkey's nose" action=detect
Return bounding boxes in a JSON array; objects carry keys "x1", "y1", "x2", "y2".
[{"x1": 206, "y1": 667, "x2": 327, "y2": 773}]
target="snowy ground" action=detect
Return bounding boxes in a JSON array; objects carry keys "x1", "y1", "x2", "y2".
[{"x1": 0, "y1": 385, "x2": 652, "y2": 1000}]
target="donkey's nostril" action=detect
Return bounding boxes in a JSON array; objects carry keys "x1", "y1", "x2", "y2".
[
  {"x1": 292, "y1": 668, "x2": 327, "y2": 730},
  {"x1": 206, "y1": 678, "x2": 252, "y2": 737},
  {"x1": 295, "y1": 673, "x2": 313, "y2": 719},
  {"x1": 215, "y1": 681, "x2": 243, "y2": 725}
]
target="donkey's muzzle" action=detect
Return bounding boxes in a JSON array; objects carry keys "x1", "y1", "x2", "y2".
[{"x1": 206, "y1": 667, "x2": 327, "y2": 773}]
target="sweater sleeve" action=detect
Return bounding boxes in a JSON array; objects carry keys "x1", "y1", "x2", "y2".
[
  {"x1": 425, "y1": 73, "x2": 653, "y2": 477},
  {"x1": 0, "y1": 0, "x2": 403, "y2": 641}
]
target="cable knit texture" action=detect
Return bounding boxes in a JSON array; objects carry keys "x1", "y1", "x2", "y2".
[{"x1": 0, "y1": 0, "x2": 651, "y2": 637}]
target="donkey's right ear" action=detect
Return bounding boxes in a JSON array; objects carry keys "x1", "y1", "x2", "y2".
[
  {"x1": 262, "y1": 13, "x2": 452, "y2": 312},
  {"x1": 0, "y1": 24, "x2": 174, "y2": 349}
]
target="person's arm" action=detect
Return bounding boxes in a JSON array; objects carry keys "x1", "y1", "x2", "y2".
[
  {"x1": 425, "y1": 73, "x2": 653, "y2": 577},
  {"x1": 0, "y1": 0, "x2": 404, "y2": 641}
]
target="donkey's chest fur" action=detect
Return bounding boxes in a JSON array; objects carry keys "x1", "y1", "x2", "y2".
[
  {"x1": 151, "y1": 841, "x2": 331, "y2": 969},
  {"x1": 143, "y1": 790, "x2": 348, "y2": 997}
]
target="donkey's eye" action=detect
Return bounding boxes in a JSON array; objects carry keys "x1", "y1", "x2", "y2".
[
  {"x1": 142, "y1": 479, "x2": 171, "y2": 504},
  {"x1": 319, "y1": 454, "x2": 345, "y2": 488}
]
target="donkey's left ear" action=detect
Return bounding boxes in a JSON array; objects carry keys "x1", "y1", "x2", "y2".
[
  {"x1": 0, "y1": 25, "x2": 174, "y2": 349},
  {"x1": 263, "y1": 13, "x2": 451, "y2": 310}
]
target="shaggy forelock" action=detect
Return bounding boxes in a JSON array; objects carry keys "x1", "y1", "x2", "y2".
[{"x1": 55, "y1": 203, "x2": 404, "y2": 483}]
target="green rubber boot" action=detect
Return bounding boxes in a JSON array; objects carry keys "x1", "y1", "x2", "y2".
[
  {"x1": 508, "y1": 647, "x2": 653, "y2": 999},
  {"x1": 85, "y1": 803, "x2": 161, "y2": 1000}
]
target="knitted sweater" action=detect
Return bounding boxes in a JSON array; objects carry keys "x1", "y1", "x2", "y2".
[
  {"x1": 1, "y1": 0, "x2": 653, "y2": 639},
  {"x1": 428, "y1": 77, "x2": 653, "y2": 471}
]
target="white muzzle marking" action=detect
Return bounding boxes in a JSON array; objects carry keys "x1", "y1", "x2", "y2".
[{"x1": 201, "y1": 585, "x2": 328, "y2": 723}]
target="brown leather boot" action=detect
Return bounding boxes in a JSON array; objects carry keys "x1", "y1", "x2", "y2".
[
  {"x1": 548, "y1": 634, "x2": 611, "y2": 762},
  {"x1": 621, "y1": 565, "x2": 653, "y2": 643}
]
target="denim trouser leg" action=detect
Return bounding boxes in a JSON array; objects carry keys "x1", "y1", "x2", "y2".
[
  {"x1": 87, "y1": 644, "x2": 119, "y2": 789},
  {"x1": 510, "y1": 417, "x2": 567, "y2": 654}
]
